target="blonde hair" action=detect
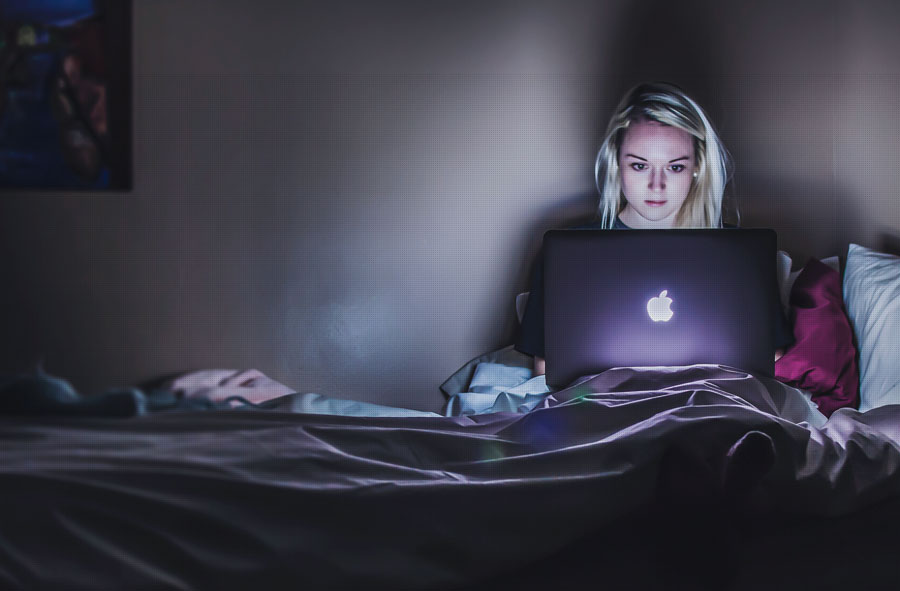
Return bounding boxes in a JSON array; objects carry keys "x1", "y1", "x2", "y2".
[{"x1": 593, "y1": 82, "x2": 733, "y2": 228}]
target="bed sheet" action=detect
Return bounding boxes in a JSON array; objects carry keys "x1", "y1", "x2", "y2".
[{"x1": 2, "y1": 364, "x2": 900, "y2": 589}]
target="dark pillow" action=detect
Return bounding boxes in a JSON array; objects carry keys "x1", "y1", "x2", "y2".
[{"x1": 775, "y1": 258, "x2": 859, "y2": 417}]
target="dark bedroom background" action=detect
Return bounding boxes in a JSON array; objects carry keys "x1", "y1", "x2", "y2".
[{"x1": 0, "y1": 0, "x2": 897, "y2": 412}]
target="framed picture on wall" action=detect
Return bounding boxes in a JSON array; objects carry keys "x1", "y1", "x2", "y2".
[{"x1": 0, "y1": 0, "x2": 131, "y2": 190}]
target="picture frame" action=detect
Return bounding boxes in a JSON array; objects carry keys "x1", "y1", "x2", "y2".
[{"x1": 0, "y1": 0, "x2": 131, "y2": 190}]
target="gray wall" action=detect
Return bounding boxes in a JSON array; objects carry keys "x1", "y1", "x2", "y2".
[{"x1": 1, "y1": 0, "x2": 898, "y2": 412}]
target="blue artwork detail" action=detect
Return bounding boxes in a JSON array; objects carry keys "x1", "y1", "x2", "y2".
[
  {"x1": 0, "y1": 0, "x2": 96, "y2": 26},
  {"x1": 0, "y1": 0, "x2": 117, "y2": 189}
]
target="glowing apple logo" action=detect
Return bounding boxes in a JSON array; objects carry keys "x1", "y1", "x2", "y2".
[{"x1": 647, "y1": 290, "x2": 674, "y2": 322}]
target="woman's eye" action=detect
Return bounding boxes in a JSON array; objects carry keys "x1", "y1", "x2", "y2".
[
  {"x1": 630, "y1": 163, "x2": 646, "y2": 171},
  {"x1": 670, "y1": 164, "x2": 685, "y2": 172}
]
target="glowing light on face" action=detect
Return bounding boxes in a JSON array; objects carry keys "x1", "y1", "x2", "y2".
[{"x1": 618, "y1": 120, "x2": 696, "y2": 229}]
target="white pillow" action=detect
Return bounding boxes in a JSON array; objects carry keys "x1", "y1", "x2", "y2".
[{"x1": 844, "y1": 243, "x2": 900, "y2": 412}]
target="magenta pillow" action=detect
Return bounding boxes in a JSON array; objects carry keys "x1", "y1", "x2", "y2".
[{"x1": 775, "y1": 258, "x2": 859, "y2": 417}]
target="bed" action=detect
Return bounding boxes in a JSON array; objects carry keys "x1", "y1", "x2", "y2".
[{"x1": 2, "y1": 243, "x2": 900, "y2": 590}]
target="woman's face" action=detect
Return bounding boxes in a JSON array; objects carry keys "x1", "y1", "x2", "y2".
[{"x1": 617, "y1": 120, "x2": 696, "y2": 229}]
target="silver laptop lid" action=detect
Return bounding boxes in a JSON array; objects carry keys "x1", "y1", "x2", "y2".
[{"x1": 543, "y1": 229, "x2": 777, "y2": 388}]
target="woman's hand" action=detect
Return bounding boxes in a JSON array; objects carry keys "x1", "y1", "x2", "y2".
[{"x1": 775, "y1": 348, "x2": 784, "y2": 362}]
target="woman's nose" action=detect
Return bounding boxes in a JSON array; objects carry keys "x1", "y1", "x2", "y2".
[{"x1": 648, "y1": 169, "x2": 666, "y2": 191}]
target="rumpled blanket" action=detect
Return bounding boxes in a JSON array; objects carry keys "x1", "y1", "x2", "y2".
[
  {"x1": 444, "y1": 362, "x2": 549, "y2": 415},
  {"x1": 165, "y1": 368, "x2": 296, "y2": 404},
  {"x1": 2, "y1": 364, "x2": 899, "y2": 589},
  {"x1": 165, "y1": 368, "x2": 442, "y2": 417}
]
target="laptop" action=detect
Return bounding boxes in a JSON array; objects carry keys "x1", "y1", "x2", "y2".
[{"x1": 543, "y1": 229, "x2": 778, "y2": 389}]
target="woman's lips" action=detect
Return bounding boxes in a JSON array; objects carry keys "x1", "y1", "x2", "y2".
[{"x1": 645, "y1": 200, "x2": 667, "y2": 207}]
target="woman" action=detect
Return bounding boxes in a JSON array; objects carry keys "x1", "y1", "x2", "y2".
[{"x1": 516, "y1": 81, "x2": 793, "y2": 375}]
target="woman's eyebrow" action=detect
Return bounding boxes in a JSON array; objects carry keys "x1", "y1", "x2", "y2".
[{"x1": 623, "y1": 154, "x2": 692, "y2": 162}]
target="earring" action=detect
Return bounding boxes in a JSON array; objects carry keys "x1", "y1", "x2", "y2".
[{"x1": 692, "y1": 172, "x2": 698, "y2": 179}]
